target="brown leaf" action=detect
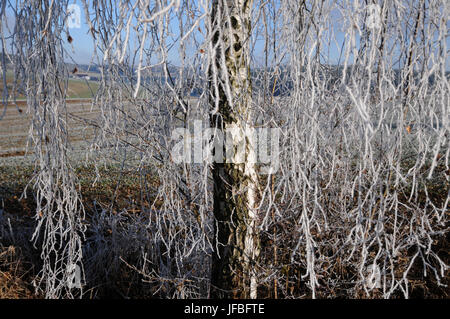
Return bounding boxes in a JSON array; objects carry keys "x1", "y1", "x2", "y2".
[
  {"x1": 406, "y1": 125, "x2": 411, "y2": 134},
  {"x1": 72, "y1": 67, "x2": 78, "y2": 74},
  {"x1": 67, "y1": 35, "x2": 73, "y2": 43}
]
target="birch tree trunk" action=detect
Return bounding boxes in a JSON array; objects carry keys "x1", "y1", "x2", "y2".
[{"x1": 209, "y1": 0, "x2": 259, "y2": 299}]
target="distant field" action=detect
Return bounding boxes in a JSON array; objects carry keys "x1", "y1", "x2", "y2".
[
  {"x1": 65, "y1": 78, "x2": 100, "y2": 98},
  {"x1": 1, "y1": 72, "x2": 99, "y2": 99},
  {"x1": 0, "y1": 100, "x2": 100, "y2": 158},
  {"x1": 0, "y1": 71, "x2": 102, "y2": 158}
]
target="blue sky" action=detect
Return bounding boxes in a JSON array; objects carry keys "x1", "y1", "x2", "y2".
[
  {"x1": 64, "y1": 1, "x2": 97, "y2": 64},
  {"x1": 2, "y1": 0, "x2": 449, "y2": 71},
  {"x1": 3, "y1": 0, "x2": 344, "y2": 66},
  {"x1": 60, "y1": 0, "x2": 347, "y2": 66}
]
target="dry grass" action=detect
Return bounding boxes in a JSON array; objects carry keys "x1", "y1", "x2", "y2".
[
  {"x1": 0, "y1": 161, "x2": 448, "y2": 299},
  {"x1": 0, "y1": 245, "x2": 36, "y2": 299},
  {"x1": 0, "y1": 163, "x2": 160, "y2": 299}
]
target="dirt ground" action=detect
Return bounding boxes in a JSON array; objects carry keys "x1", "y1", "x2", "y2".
[{"x1": 0, "y1": 99, "x2": 99, "y2": 159}]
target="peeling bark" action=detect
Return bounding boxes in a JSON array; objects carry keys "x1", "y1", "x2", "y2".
[{"x1": 209, "y1": 0, "x2": 259, "y2": 299}]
